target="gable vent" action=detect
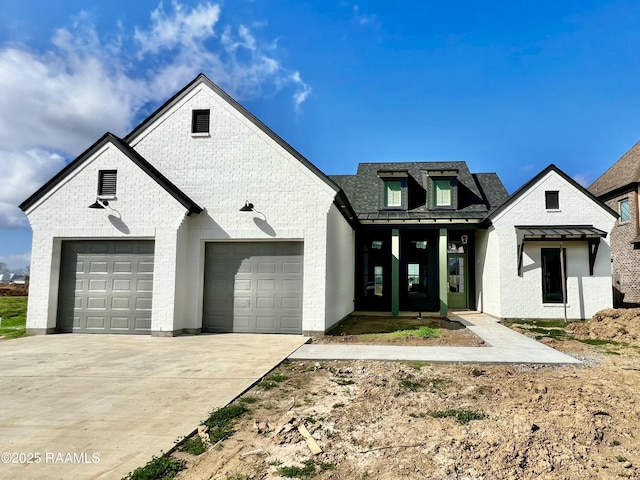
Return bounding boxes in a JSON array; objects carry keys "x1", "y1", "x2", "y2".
[
  {"x1": 98, "y1": 170, "x2": 117, "y2": 196},
  {"x1": 192, "y1": 109, "x2": 210, "y2": 133}
]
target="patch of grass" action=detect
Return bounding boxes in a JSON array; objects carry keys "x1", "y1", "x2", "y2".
[
  {"x1": 579, "y1": 338, "x2": 627, "y2": 346},
  {"x1": 617, "y1": 456, "x2": 628, "y2": 462},
  {"x1": 238, "y1": 396, "x2": 258, "y2": 404},
  {"x1": 0, "y1": 296, "x2": 27, "y2": 339},
  {"x1": 276, "y1": 459, "x2": 334, "y2": 478},
  {"x1": 527, "y1": 327, "x2": 567, "y2": 338},
  {"x1": 400, "y1": 379, "x2": 423, "y2": 391},
  {"x1": 277, "y1": 460, "x2": 316, "y2": 478},
  {"x1": 122, "y1": 455, "x2": 185, "y2": 480},
  {"x1": 429, "y1": 409, "x2": 486, "y2": 425},
  {"x1": 612, "y1": 440, "x2": 621, "y2": 446},
  {"x1": 331, "y1": 378, "x2": 355, "y2": 386},
  {"x1": 332, "y1": 402, "x2": 345, "y2": 409},
  {"x1": 388, "y1": 326, "x2": 441, "y2": 339},
  {"x1": 177, "y1": 436, "x2": 206, "y2": 455},
  {"x1": 504, "y1": 319, "x2": 572, "y2": 328},
  {"x1": 258, "y1": 373, "x2": 288, "y2": 390},
  {"x1": 409, "y1": 362, "x2": 427, "y2": 370},
  {"x1": 605, "y1": 350, "x2": 621, "y2": 355},
  {"x1": 203, "y1": 404, "x2": 248, "y2": 444}
]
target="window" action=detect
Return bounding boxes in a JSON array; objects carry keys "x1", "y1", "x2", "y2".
[
  {"x1": 541, "y1": 248, "x2": 566, "y2": 303},
  {"x1": 374, "y1": 266, "x2": 384, "y2": 296},
  {"x1": 619, "y1": 198, "x2": 630, "y2": 223},
  {"x1": 434, "y1": 179, "x2": 452, "y2": 207},
  {"x1": 385, "y1": 181, "x2": 402, "y2": 207},
  {"x1": 191, "y1": 109, "x2": 210, "y2": 134},
  {"x1": 545, "y1": 191, "x2": 559, "y2": 210},
  {"x1": 98, "y1": 170, "x2": 117, "y2": 196}
]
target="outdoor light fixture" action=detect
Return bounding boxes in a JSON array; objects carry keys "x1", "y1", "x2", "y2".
[
  {"x1": 239, "y1": 201, "x2": 254, "y2": 212},
  {"x1": 88, "y1": 198, "x2": 109, "y2": 209}
]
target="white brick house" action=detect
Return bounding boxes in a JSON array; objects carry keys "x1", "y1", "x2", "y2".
[
  {"x1": 20, "y1": 76, "x2": 616, "y2": 336},
  {"x1": 476, "y1": 165, "x2": 617, "y2": 320},
  {"x1": 20, "y1": 74, "x2": 356, "y2": 336}
]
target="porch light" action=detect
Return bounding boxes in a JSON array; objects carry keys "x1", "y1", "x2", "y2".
[
  {"x1": 88, "y1": 198, "x2": 109, "y2": 209},
  {"x1": 239, "y1": 201, "x2": 254, "y2": 212}
]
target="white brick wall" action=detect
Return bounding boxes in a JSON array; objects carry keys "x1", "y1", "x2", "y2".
[
  {"x1": 127, "y1": 82, "x2": 343, "y2": 333},
  {"x1": 479, "y1": 169, "x2": 616, "y2": 320},
  {"x1": 24, "y1": 143, "x2": 193, "y2": 333}
]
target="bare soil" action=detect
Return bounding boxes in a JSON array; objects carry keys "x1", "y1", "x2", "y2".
[
  {"x1": 312, "y1": 315, "x2": 484, "y2": 347},
  {"x1": 172, "y1": 311, "x2": 640, "y2": 480},
  {"x1": 0, "y1": 284, "x2": 28, "y2": 296}
]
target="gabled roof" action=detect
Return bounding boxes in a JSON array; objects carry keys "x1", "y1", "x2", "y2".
[
  {"x1": 485, "y1": 164, "x2": 617, "y2": 223},
  {"x1": 20, "y1": 133, "x2": 203, "y2": 215},
  {"x1": 125, "y1": 73, "x2": 342, "y2": 195},
  {"x1": 329, "y1": 161, "x2": 508, "y2": 222},
  {"x1": 588, "y1": 140, "x2": 640, "y2": 198}
]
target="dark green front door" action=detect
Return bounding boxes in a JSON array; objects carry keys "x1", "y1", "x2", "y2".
[{"x1": 447, "y1": 253, "x2": 468, "y2": 308}]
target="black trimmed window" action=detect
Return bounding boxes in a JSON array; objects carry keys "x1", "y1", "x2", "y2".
[
  {"x1": 545, "y1": 191, "x2": 559, "y2": 209},
  {"x1": 619, "y1": 198, "x2": 630, "y2": 222},
  {"x1": 98, "y1": 170, "x2": 117, "y2": 196},
  {"x1": 542, "y1": 248, "x2": 566, "y2": 303},
  {"x1": 192, "y1": 109, "x2": 210, "y2": 133}
]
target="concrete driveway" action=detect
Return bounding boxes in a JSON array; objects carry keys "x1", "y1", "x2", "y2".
[{"x1": 0, "y1": 334, "x2": 307, "y2": 480}]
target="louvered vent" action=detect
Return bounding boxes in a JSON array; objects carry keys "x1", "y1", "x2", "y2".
[
  {"x1": 98, "y1": 170, "x2": 117, "y2": 196},
  {"x1": 192, "y1": 109, "x2": 210, "y2": 133}
]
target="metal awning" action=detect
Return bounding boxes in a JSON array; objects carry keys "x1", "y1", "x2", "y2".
[{"x1": 515, "y1": 225, "x2": 608, "y2": 276}]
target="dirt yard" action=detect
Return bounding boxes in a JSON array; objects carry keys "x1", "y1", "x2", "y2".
[{"x1": 166, "y1": 311, "x2": 640, "y2": 480}]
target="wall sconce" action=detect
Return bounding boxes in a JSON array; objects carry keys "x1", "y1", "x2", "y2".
[
  {"x1": 88, "y1": 198, "x2": 109, "y2": 209},
  {"x1": 239, "y1": 201, "x2": 254, "y2": 212}
]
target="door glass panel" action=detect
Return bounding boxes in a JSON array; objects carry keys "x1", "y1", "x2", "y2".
[
  {"x1": 374, "y1": 266, "x2": 383, "y2": 296},
  {"x1": 407, "y1": 263, "x2": 427, "y2": 298},
  {"x1": 448, "y1": 257, "x2": 465, "y2": 293}
]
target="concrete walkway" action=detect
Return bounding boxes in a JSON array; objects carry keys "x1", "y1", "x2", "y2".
[
  {"x1": 0, "y1": 334, "x2": 307, "y2": 480},
  {"x1": 289, "y1": 312, "x2": 581, "y2": 364}
]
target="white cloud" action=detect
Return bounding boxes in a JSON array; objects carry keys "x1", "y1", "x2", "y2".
[
  {"x1": 0, "y1": 1, "x2": 311, "y2": 231},
  {"x1": 0, "y1": 253, "x2": 31, "y2": 270},
  {"x1": 572, "y1": 172, "x2": 591, "y2": 187}
]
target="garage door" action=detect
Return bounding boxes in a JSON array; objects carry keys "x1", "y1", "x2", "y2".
[
  {"x1": 203, "y1": 242, "x2": 303, "y2": 334},
  {"x1": 57, "y1": 240, "x2": 154, "y2": 334}
]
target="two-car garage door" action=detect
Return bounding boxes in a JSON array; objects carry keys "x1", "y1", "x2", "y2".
[
  {"x1": 57, "y1": 240, "x2": 154, "y2": 334},
  {"x1": 202, "y1": 242, "x2": 303, "y2": 334}
]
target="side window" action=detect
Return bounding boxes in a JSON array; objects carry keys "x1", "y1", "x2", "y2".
[
  {"x1": 385, "y1": 181, "x2": 402, "y2": 207},
  {"x1": 192, "y1": 109, "x2": 210, "y2": 134},
  {"x1": 619, "y1": 198, "x2": 630, "y2": 222},
  {"x1": 545, "y1": 191, "x2": 559, "y2": 209},
  {"x1": 98, "y1": 170, "x2": 117, "y2": 196},
  {"x1": 434, "y1": 179, "x2": 452, "y2": 207}
]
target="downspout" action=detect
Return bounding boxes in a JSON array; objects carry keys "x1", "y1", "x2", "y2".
[{"x1": 560, "y1": 241, "x2": 567, "y2": 323}]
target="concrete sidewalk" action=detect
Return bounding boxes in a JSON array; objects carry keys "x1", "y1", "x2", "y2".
[{"x1": 289, "y1": 312, "x2": 580, "y2": 364}]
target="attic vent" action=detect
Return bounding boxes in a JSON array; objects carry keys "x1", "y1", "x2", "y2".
[
  {"x1": 192, "y1": 109, "x2": 210, "y2": 134},
  {"x1": 98, "y1": 170, "x2": 117, "y2": 196}
]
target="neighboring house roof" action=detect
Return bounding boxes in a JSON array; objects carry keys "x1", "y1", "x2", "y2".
[
  {"x1": 485, "y1": 164, "x2": 617, "y2": 223},
  {"x1": 329, "y1": 161, "x2": 508, "y2": 222},
  {"x1": 0, "y1": 273, "x2": 18, "y2": 284},
  {"x1": 19, "y1": 133, "x2": 203, "y2": 215},
  {"x1": 588, "y1": 141, "x2": 640, "y2": 198}
]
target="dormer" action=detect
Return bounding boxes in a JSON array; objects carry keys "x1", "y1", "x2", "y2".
[
  {"x1": 423, "y1": 169, "x2": 459, "y2": 210},
  {"x1": 378, "y1": 170, "x2": 409, "y2": 210}
]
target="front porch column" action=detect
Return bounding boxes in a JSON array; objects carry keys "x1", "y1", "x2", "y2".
[
  {"x1": 439, "y1": 228, "x2": 448, "y2": 317},
  {"x1": 392, "y1": 229, "x2": 399, "y2": 316}
]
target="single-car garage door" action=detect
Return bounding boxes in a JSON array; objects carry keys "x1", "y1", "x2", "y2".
[
  {"x1": 57, "y1": 240, "x2": 154, "y2": 334},
  {"x1": 203, "y1": 242, "x2": 303, "y2": 334}
]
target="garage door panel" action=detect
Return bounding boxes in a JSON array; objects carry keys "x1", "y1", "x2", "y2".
[
  {"x1": 203, "y1": 242, "x2": 303, "y2": 334},
  {"x1": 57, "y1": 240, "x2": 154, "y2": 334}
]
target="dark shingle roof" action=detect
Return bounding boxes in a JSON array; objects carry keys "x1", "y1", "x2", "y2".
[
  {"x1": 588, "y1": 141, "x2": 640, "y2": 198},
  {"x1": 329, "y1": 161, "x2": 507, "y2": 221}
]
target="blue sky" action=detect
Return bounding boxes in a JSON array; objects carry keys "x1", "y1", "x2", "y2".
[{"x1": 1, "y1": 1, "x2": 640, "y2": 270}]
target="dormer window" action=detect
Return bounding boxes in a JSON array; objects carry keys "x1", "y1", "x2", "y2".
[
  {"x1": 434, "y1": 179, "x2": 452, "y2": 207},
  {"x1": 192, "y1": 109, "x2": 210, "y2": 134},
  {"x1": 385, "y1": 181, "x2": 402, "y2": 207}
]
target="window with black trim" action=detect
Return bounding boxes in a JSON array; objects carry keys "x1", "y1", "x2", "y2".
[
  {"x1": 98, "y1": 170, "x2": 117, "y2": 196},
  {"x1": 542, "y1": 248, "x2": 566, "y2": 303},
  {"x1": 545, "y1": 191, "x2": 559, "y2": 209},
  {"x1": 619, "y1": 198, "x2": 630, "y2": 222},
  {"x1": 192, "y1": 109, "x2": 210, "y2": 134}
]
